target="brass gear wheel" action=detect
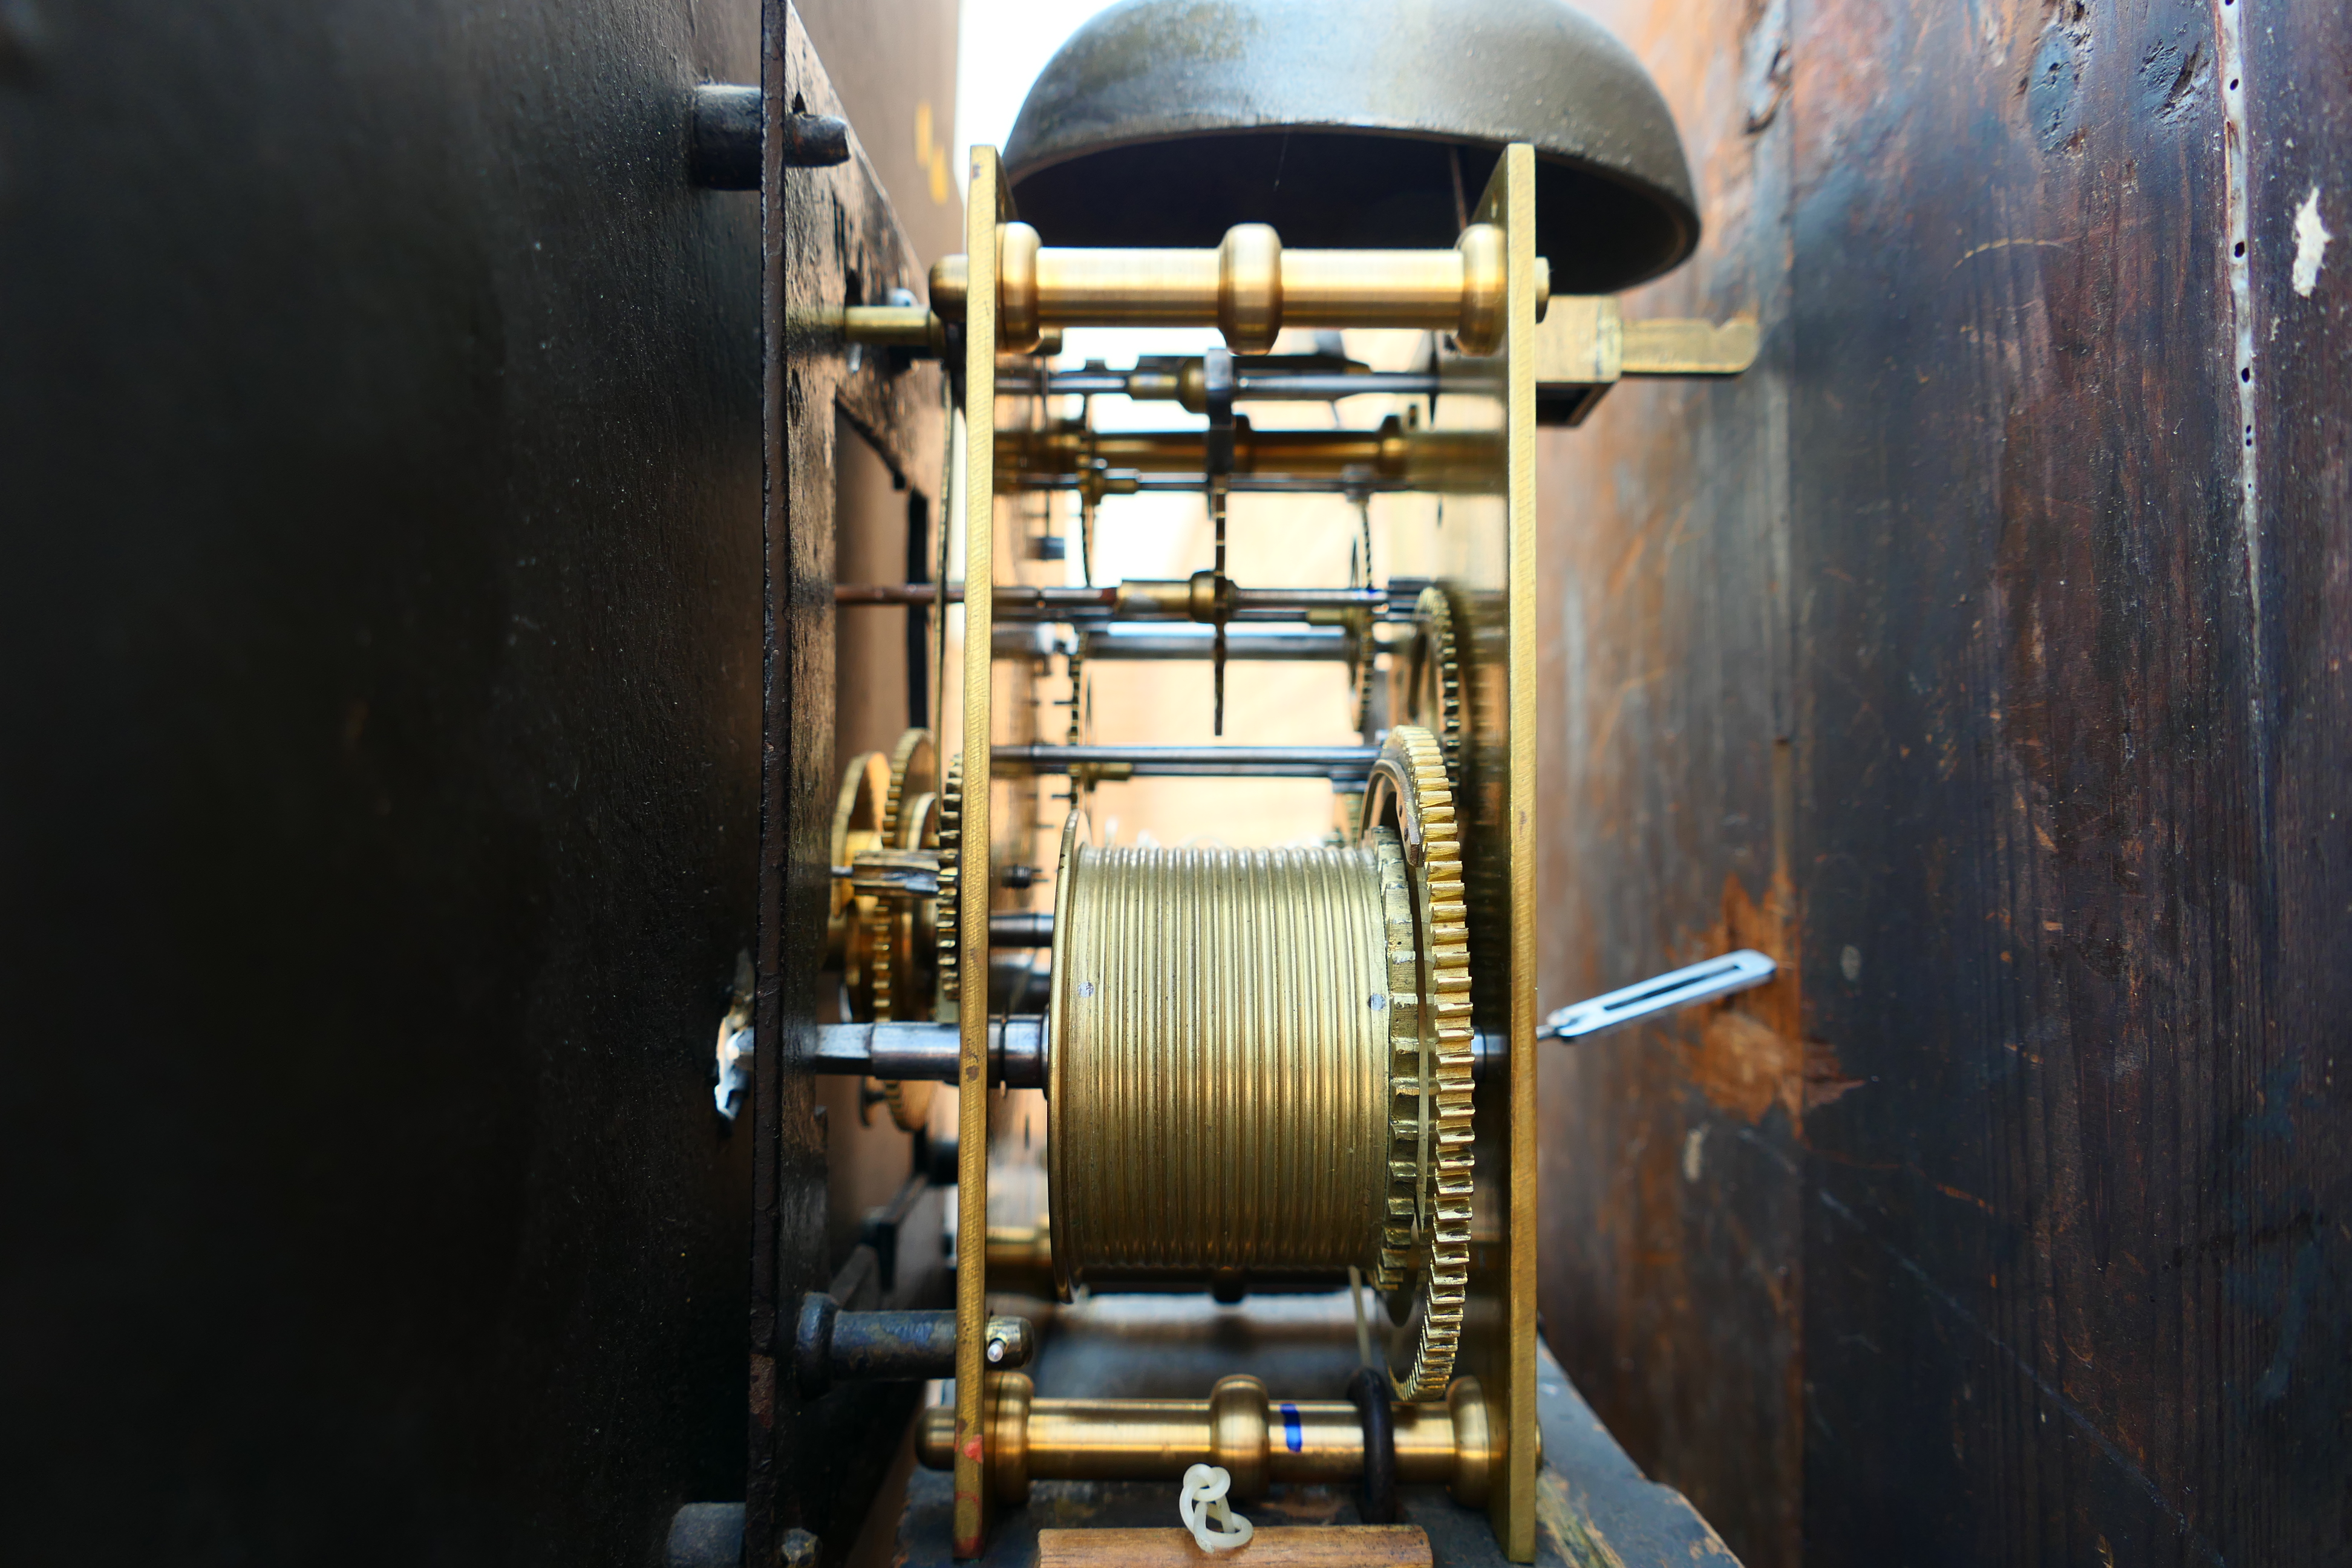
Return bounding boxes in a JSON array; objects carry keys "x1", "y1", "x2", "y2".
[
  {"x1": 826, "y1": 751, "x2": 892, "y2": 1019},
  {"x1": 1402, "y1": 586, "x2": 1464, "y2": 794},
  {"x1": 1348, "y1": 616, "x2": 1375, "y2": 737},
  {"x1": 934, "y1": 753, "x2": 964, "y2": 1013},
  {"x1": 870, "y1": 728, "x2": 940, "y2": 1130},
  {"x1": 1360, "y1": 722, "x2": 1474, "y2": 1401}
]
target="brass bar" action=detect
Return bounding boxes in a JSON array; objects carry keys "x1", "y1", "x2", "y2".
[
  {"x1": 1034, "y1": 244, "x2": 1219, "y2": 325},
  {"x1": 834, "y1": 581, "x2": 1383, "y2": 624},
  {"x1": 1530, "y1": 298, "x2": 1762, "y2": 396},
  {"x1": 1002, "y1": 422, "x2": 1396, "y2": 476},
  {"x1": 835, "y1": 583, "x2": 1116, "y2": 613},
  {"x1": 996, "y1": 422, "x2": 1500, "y2": 494},
  {"x1": 841, "y1": 304, "x2": 944, "y2": 349},
  {"x1": 997, "y1": 743, "x2": 1376, "y2": 780},
  {"x1": 930, "y1": 223, "x2": 1550, "y2": 354},
  {"x1": 950, "y1": 145, "x2": 1000, "y2": 1561},
  {"x1": 1041, "y1": 365, "x2": 1440, "y2": 403},
  {"x1": 1495, "y1": 142, "x2": 1542, "y2": 1566},
  {"x1": 983, "y1": 1223, "x2": 1056, "y2": 1299},
  {"x1": 1621, "y1": 315, "x2": 1761, "y2": 376},
  {"x1": 1082, "y1": 629, "x2": 1353, "y2": 662},
  {"x1": 835, "y1": 309, "x2": 1063, "y2": 360},
  {"x1": 1281, "y1": 245, "x2": 1481, "y2": 329},
  {"x1": 1019, "y1": 472, "x2": 1413, "y2": 495},
  {"x1": 915, "y1": 1374, "x2": 1494, "y2": 1507}
]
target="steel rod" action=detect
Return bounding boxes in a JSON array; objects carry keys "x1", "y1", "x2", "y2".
[
  {"x1": 1042, "y1": 369, "x2": 1440, "y2": 400},
  {"x1": 835, "y1": 582, "x2": 1385, "y2": 624},
  {"x1": 1083, "y1": 629, "x2": 1352, "y2": 662},
  {"x1": 1011, "y1": 472, "x2": 1411, "y2": 494},
  {"x1": 996, "y1": 743, "x2": 1377, "y2": 779},
  {"x1": 1540, "y1": 949, "x2": 1779, "y2": 1040},
  {"x1": 815, "y1": 1019, "x2": 1048, "y2": 1089},
  {"x1": 990, "y1": 911, "x2": 1054, "y2": 946}
]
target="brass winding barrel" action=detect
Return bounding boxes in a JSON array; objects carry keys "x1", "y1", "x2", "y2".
[{"x1": 1045, "y1": 825, "x2": 1407, "y2": 1290}]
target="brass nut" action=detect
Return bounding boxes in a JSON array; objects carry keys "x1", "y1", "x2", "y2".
[
  {"x1": 1185, "y1": 569, "x2": 1231, "y2": 624},
  {"x1": 998, "y1": 221, "x2": 1042, "y2": 352},
  {"x1": 1209, "y1": 1375, "x2": 1271, "y2": 1501},
  {"x1": 1454, "y1": 222, "x2": 1508, "y2": 356},
  {"x1": 1374, "y1": 413, "x2": 1411, "y2": 479},
  {"x1": 927, "y1": 252, "x2": 969, "y2": 315},
  {"x1": 1446, "y1": 1376, "x2": 1492, "y2": 1507},
  {"x1": 987, "y1": 1372, "x2": 1033, "y2": 1505},
  {"x1": 1217, "y1": 223, "x2": 1284, "y2": 353},
  {"x1": 983, "y1": 1315, "x2": 1034, "y2": 1368}
]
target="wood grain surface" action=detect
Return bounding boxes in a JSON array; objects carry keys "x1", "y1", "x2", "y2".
[
  {"x1": 1035, "y1": 1525, "x2": 1432, "y2": 1567},
  {"x1": 2, "y1": 0, "x2": 774, "y2": 1562},
  {"x1": 752, "y1": 7, "x2": 950, "y2": 1562},
  {"x1": 1540, "y1": 3, "x2": 2350, "y2": 1566}
]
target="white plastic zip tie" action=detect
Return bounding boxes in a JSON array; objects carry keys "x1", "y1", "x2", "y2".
[{"x1": 1179, "y1": 1463, "x2": 1254, "y2": 1554}]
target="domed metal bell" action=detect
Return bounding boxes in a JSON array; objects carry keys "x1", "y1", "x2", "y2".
[{"x1": 1003, "y1": 0, "x2": 1699, "y2": 295}]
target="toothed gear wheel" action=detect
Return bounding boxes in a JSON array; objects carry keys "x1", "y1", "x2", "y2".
[
  {"x1": 871, "y1": 728, "x2": 939, "y2": 1130},
  {"x1": 1361, "y1": 723, "x2": 1475, "y2": 1401},
  {"x1": 1407, "y1": 586, "x2": 1464, "y2": 794},
  {"x1": 935, "y1": 754, "x2": 964, "y2": 1012},
  {"x1": 828, "y1": 751, "x2": 891, "y2": 1019}
]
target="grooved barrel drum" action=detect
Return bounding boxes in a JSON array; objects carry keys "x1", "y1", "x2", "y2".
[
  {"x1": 1045, "y1": 831, "x2": 1405, "y2": 1287},
  {"x1": 1040, "y1": 724, "x2": 1476, "y2": 1399}
]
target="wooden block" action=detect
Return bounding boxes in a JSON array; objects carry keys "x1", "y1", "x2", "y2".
[{"x1": 1034, "y1": 1524, "x2": 1432, "y2": 1567}]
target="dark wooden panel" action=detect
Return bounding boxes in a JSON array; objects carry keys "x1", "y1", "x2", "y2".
[
  {"x1": 1786, "y1": 0, "x2": 2348, "y2": 1561},
  {"x1": 1543, "y1": 0, "x2": 2350, "y2": 1564},
  {"x1": 2239, "y1": 9, "x2": 2352, "y2": 1557},
  {"x1": 746, "y1": 7, "x2": 947, "y2": 1563},
  {"x1": 0, "y1": 1, "x2": 765, "y2": 1564},
  {"x1": 1535, "y1": 4, "x2": 1802, "y2": 1566}
]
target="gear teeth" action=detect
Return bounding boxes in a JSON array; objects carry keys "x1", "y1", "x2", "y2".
[
  {"x1": 1365, "y1": 722, "x2": 1475, "y2": 1401},
  {"x1": 935, "y1": 754, "x2": 964, "y2": 1011},
  {"x1": 870, "y1": 728, "x2": 939, "y2": 1131},
  {"x1": 871, "y1": 729, "x2": 927, "y2": 1024},
  {"x1": 1411, "y1": 587, "x2": 1465, "y2": 795}
]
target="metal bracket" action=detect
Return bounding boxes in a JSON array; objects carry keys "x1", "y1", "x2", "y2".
[{"x1": 1530, "y1": 295, "x2": 1760, "y2": 424}]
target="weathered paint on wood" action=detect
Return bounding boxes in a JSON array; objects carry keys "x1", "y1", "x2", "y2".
[
  {"x1": 1537, "y1": 0, "x2": 1803, "y2": 1561},
  {"x1": 1540, "y1": 2, "x2": 2349, "y2": 1565}
]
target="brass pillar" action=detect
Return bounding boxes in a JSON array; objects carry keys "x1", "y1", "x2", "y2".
[
  {"x1": 930, "y1": 222, "x2": 1550, "y2": 354},
  {"x1": 916, "y1": 1374, "x2": 1499, "y2": 1508}
]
